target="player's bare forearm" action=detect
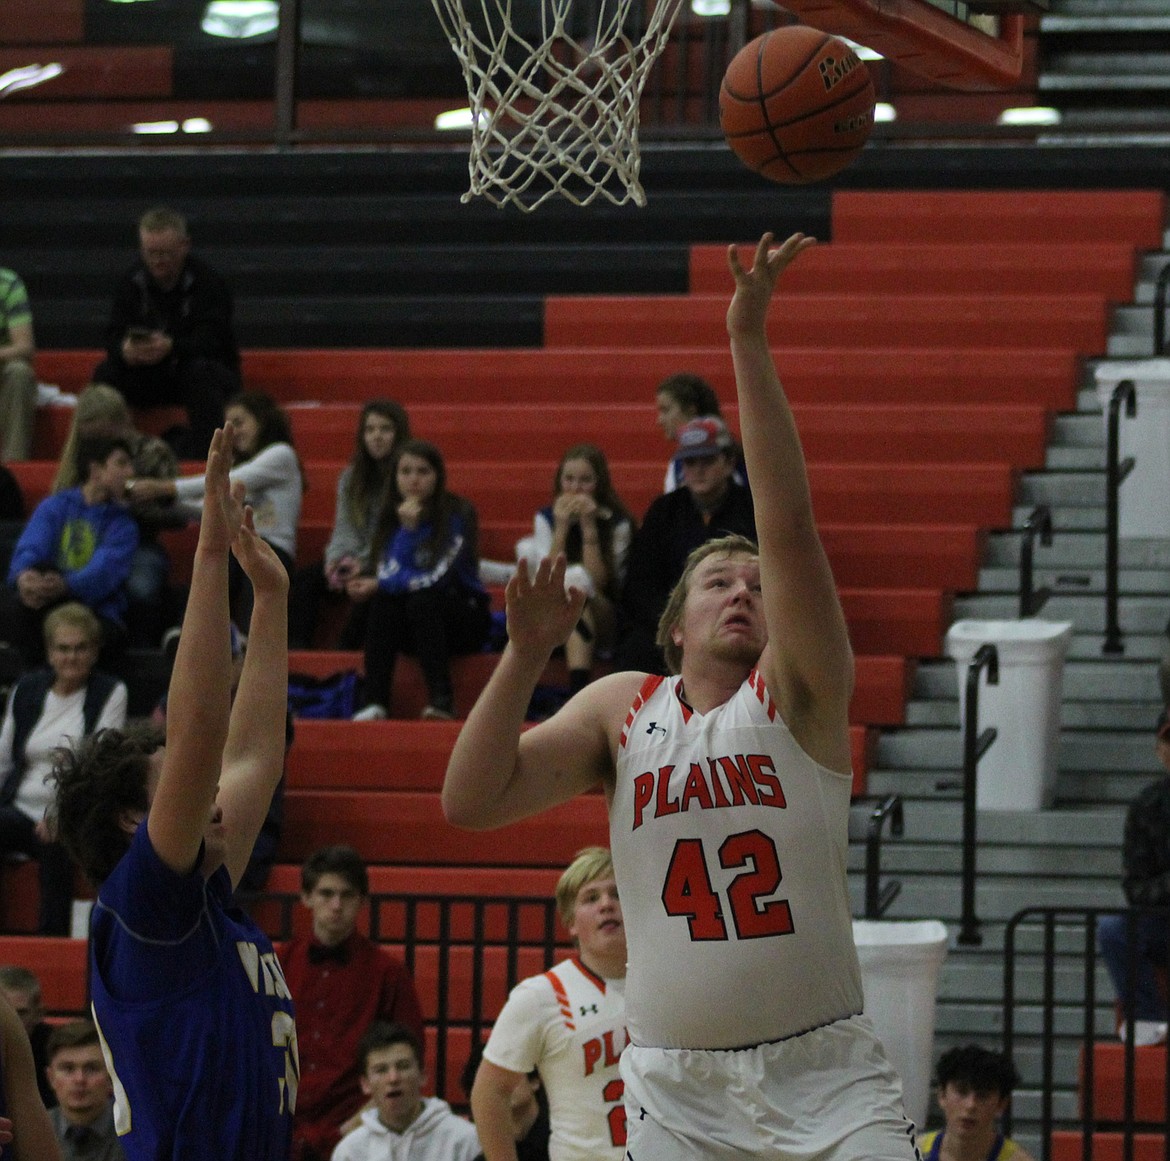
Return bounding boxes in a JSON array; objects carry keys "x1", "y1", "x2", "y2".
[
  {"x1": 442, "y1": 643, "x2": 550, "y2": 829},
  {"x1": 470, "y1": 1065, "x2": 523, "y2": 1161},
  {"x1": 150, "y1": 429, "x2": 239, "y2": 872},
  {"x1": 727, "y1": 235, "x2": 853, "y2": 742},
  {"x1": 221, "y1": 532, "x2": 289, "y2": 883}
]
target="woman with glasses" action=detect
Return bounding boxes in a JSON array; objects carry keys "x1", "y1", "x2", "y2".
[{"x1": 0, "y1": 602, "x2": 126, "y2": 934}]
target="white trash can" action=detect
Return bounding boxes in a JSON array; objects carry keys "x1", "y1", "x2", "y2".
[
  {"x1": 1094, "y1": 359, "x2": 1170, "y2": 537},
  {"x1": 944, "y1": 619, "x2": 1073, "y2": 811},
  {"x1": 853, "y1": 919, "x2": 949, "y2": 1131}
]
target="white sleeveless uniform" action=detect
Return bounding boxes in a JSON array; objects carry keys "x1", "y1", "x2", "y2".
[
  {"x1": 611, "y1": 672, "x2": 918, "y2": 1161},
  {"x1": 482, "y1": 957, "x2": 628, "y2": 1161}
]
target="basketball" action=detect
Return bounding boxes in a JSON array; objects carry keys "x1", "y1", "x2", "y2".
[{"x1": 719, "y1": 25, "x2": 876, "y2": 185}]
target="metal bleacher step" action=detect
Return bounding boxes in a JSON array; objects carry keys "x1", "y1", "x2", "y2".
[{"x1": 851, "y1": 241, "x2": 1170, "y2": 1147}]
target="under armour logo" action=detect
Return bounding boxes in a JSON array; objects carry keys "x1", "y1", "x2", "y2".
[
  {"x1": 645, "y1": 721, "x2": 666, "y2": 737},
  {"x1": 580, "y1": 1003, "x2": 598, "y2": 1016}
]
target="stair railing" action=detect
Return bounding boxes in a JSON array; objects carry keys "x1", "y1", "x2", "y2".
[
  {"x1": 1153, "y1": 260, "x2": 1170, "y2": 355},
  {"x1": 958, "y1": 643, "x2": 998, "y2": 946},
  {"x1": 1103, "y1": 380, "x2": 1136, "y2": 654},
  {"x1": 849, "y1": 794, "x2": 905, "y2": 919},
  {"x1": 1018, "y1": 504, "x2": 1053, "y2": 618}
]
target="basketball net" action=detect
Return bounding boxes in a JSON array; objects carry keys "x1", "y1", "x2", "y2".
[{"x1": 430, "y1": 0, "x2": 685, "y2": 211}]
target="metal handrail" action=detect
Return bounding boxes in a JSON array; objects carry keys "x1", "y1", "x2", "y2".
[
  {"x1": 1019, "y1": 504, "x2": 1053, "y2": 618},
  {"x1": 1103, "y1": 380, "x2": 1136, "y2": 654},
  {"x1": 958, "y1": 643, "x2": 998, "y2": 946},
  {"x1": 1002, "y1": 905, "x2": 1170, "y2": 1161},
  {"x1": 849, "y1": 794, "x2": 905, "y2": 919},
  {"x1": 1154, "y1": 261, "x2": 1170, "y2": 356}
]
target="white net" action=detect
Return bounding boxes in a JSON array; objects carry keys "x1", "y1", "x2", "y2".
[{"x1": 430, "y1": 0, "x2": 685, "y2": 211}]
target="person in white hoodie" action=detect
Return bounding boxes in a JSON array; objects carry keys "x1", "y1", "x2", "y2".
[{"x1": 332, "y1": 1022, "x2": 480, "y2": 1161}]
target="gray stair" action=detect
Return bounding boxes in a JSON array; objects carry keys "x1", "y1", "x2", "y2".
[
  {"x1": 1037, "y1": 0, "x2": 1170, "y2": 147},
  {"x1": 847, "y1": 239, "x2": 1170, "y2": 1150}
]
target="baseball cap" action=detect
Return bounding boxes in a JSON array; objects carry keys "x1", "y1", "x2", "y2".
[{"x1": 676, "y1": 416, "x2": 733, "y2": 460}]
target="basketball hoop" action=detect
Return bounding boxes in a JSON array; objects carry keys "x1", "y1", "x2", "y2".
[{"x1": 430, "y1": 0, "x2": 685, "y2": 211}]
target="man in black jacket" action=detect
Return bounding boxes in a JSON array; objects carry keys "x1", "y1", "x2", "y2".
[
  {"x1": 93, "y1": 207, "x2": 239, "y2": 458},
  {"x1": 1098, "y1": 708, "x2": 1170, "y2": 1045},
  {"x1": 615, "y1": 416, "x2": 756, "y2": 674}
]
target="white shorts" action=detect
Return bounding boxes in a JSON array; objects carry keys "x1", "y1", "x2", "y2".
[{"x1": 621, "y1": 1014, "x2": 921, "y2": 1161}]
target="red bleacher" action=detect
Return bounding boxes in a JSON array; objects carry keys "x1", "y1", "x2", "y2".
[{"x1": 6, "y1": 193, "x2": 1162, "y2": 1091}]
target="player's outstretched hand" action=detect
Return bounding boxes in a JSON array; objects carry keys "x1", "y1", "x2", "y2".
[
  {"x1": 232, "y1": 508, "x2": 289, "y2": 598},
  {"x1": 201, "y1": 424, "x2": 246, "y2": 553},
  {"x1": 506, "y1": 555, "x2": 587, "y2": 663},
  {"x1": 726, "y1": 231, "x2": 817, "y2": 338}
]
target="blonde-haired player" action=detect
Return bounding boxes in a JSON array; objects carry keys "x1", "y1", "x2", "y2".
[
  {"x1": 472, "y1": 847, "x2": 627, "y2": 1161},
  {"x1": 444, "y1": 234, "x2": 918, "y2": 1160}
]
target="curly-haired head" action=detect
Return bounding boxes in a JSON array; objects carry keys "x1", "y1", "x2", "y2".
[{"x1": 50, "y1": 723, "x2": 162, "y2": 887}]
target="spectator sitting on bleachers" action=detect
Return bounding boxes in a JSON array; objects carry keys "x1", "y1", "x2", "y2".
[
  {"x1": 0, "y1": 987, "x2": 60, "y2": 1159},
  {"x1": 614, "y1": 416, "x2": 755, "y2": 675},
  {"x1": 919, "y1": 1044, "x2": 1035, "y2": 1161},
  {"x1": 0, "y1": 265, "x2": 37, "y2": 466},
  {"x1": 0, "y1": 603, "x2": 127, "y2": 935},
  {"x1": 44, "y1": 1019, "x2": 126, "y2": 1161},
  {"x1": 282, "y1": 844, "x2": 424, "y2": 1161},
  {"x1": 127, "y1": 391, "x2": 303, "y2": 633},
  {"x1": 0, "y1": 964, "x2": 57, "y2": 1108},
  {"x1": 351, "y1": 439, "x2": 490, "y2": 722},
  {"x1": 288, "y1": 399, "x2": 410, "y2": 650},
  {"x1": 1097, "y1": 708, "x2": 1170, "y2": 1046},
  {"x1": 52, "y1": 383, "x2": 183, "y2": 650},
  {"x1": 2, "y1": 434, "x2": 137, "y2": 669},
  {"x1": 654, "y1": 372, "x2": 743, "y2": 494},
  {"x1": 515, "y1": 445, "x2": 634, "y2": 694},
  {"x1": 333, "y1": 1021, "x2": 480, "y2": 1161},
  {"x1": 92, "y1": 206, "x2": 238, "y2": 460}
]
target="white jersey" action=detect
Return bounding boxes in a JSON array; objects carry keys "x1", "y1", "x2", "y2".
[
  {"x1": 482, "y1": 957, "x2": 628, "y2": 1161},
  {"x1": 611, "y1": 671, "x2": 864, "y2": 1050}
]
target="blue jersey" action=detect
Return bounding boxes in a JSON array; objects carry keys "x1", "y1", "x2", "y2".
[{"x1": 90, "y1": 824, "x2": 297, "y2": 1161}]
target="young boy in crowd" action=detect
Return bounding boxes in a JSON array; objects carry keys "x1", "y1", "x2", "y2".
[
  {"x1": 282, "y1": 844, "x2": 423, "y2": 1161},
  {"x1": 44, "y1": 1019, "x2": 125, "y2": 1160},
  {"x1": 919, "y1": 1045, "x2": 1035, "y2": 1161},
  {"x1": 332, "y1": 1021, "x2": 480, "y2": 1161}
]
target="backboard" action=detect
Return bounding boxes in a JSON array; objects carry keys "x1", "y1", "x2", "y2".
[{"x1": 779, "y1": 0, "x2": 1024, "y2": 90}]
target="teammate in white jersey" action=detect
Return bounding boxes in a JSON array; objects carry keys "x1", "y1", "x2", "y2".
[
  {"x1": 443, "y1": 234, "x2": 918, "y2": 1160},
  {"x1": 473, "y1": 847, "x2": 627, "y2": 1161}
]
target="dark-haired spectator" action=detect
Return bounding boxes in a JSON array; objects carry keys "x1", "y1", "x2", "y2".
[
  {"x1": 128, "y1": 390, "x2": 302, "y2": 631},
  {"x1": 283, "y1": 844, "x2": 424, "y2": 1161},
  {"x1": 333, "y1": 1022, "x2": 479, "y2": 1161},
  {"x1": 288, "y1": 399, "x2": 410, "y2": 649},
  {"x1": 351, "y1": 439, "x2": 490, "y2": 722},
  {"x1": 92, "y1": 206, "x2": 238, "y2": 459},
  {"x1": 0, "y1": 603, "x2": 127, "y2": 935},
  {"x1": 45, "y1": 1020, "x2": 126, "y2": 1160},
  {"x1": 0, "y1": 266, "x2": 36, "y2": 465},
  {"x1": 0, "y1": 964, "x2": 56, "y2": 1108},
  {"x1": 1097, "y1": 708, "x2": 1170, "y2": 1046},
  {"x1": 516, "y1": 445, "x2": 634, "y2": 693},
  {"x1": 654, "y1": 372, "x2": 744, "y2": 494},
  {"x1": 918, "y1": 1044, "x2": 1034, "y2": 1161},
  {"x1": 614, "y1": 416, "x2": 755, "y2": 674},
  {"x1": 3, "y1": 434, "x2": 137, "y2": 667},
  {"x1": 51, "y1": 383, "x2": 182, "y2": 650}
]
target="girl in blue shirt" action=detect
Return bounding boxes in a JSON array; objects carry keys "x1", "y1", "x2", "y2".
[{"x1": 353, "y1": 439, "x2": 489, "y2": 721}]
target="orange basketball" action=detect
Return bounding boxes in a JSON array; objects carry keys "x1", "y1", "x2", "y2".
[{"x1": 719, "y1": 25, "x2": 875, "y2": 185}]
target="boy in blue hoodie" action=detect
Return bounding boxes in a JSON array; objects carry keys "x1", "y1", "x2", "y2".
[{"x1": 4, "y1": 434, "x2": 138, "y2": 666}]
